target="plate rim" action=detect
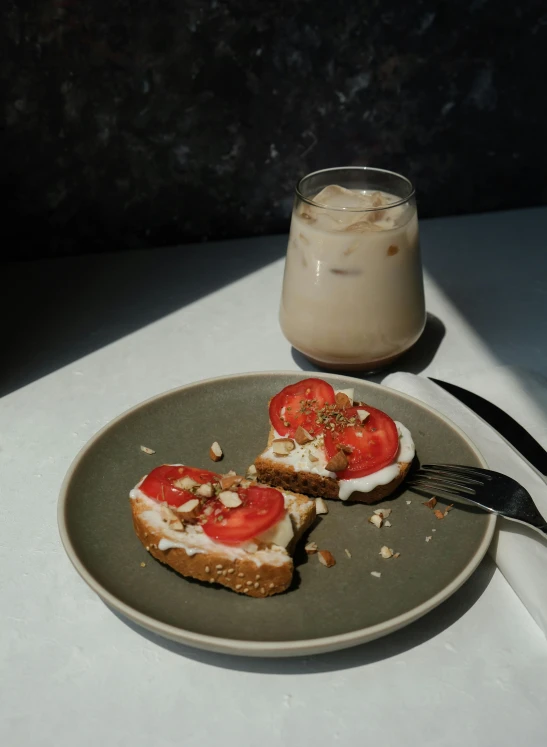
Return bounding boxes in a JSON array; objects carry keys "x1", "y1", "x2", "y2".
[{"x1": 58, "y1": 370, "x2": 496, "y2": 657}]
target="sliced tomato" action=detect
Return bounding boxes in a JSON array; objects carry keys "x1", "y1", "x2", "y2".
[
  {"x1": 269, "y1": 378, "x2": 336, "y2": 437},
  {"x1": 202, "y1": 485, "x2": 286, "y2": 545},
  {"x1": 324, "y1": 405, "x2": 399, "y2": 479},
  {"x1": 139, "y1": 464, "x2": 220, "y2": 508}
]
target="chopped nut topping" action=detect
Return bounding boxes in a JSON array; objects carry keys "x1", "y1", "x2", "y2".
[
  {"x1": 379, "y1": 545, "x2": 394, "y2": 559},
  {"x1": 272, "y1": 438, "x2": 296, "y2": 456},
  {"x1": 209, "y1": 441, "x2": 223, "y2": 462},
  {"x1": 294, "y1": 425, "x2": 313, "y2": 445},
  {"x1": 315, "y1": 497, "x2": 329, "y2": 515},
  {"x1": 140, "y1": 445, "x2": 156, "y2": 455},
  {"x1": 335, "y1": 392, "x2": 352, "y2": 408},
  {"x1": 325, "y1": 450, "x2": 348, "y2": 472},
  {"x1": 305, "y1": 541, "x2": 318, "y2": 554},
  {"x1": 219, "y1": 491, "x2": 242, "y2": 508},
  {"x1": 368, "y1": 514, "x2": 383, "y2": 529},
  {"x1": 246, "y1": 464, "x2": 257, "y2": 478},
  {"x1": 177, "y1": 498, "x2": 199, "y2": 513},
  {"x1": 220, "y1": 474, "x2": 243, "y2": 490},
  {"x1": 173, "y1": 476, "x2": 199, "y2": 491},
  {"x1": 196, "y1": 483, "x2": 213, "y2": 498},
  {"x1": 308, "y1": 453, "x2": 319, "y2": 463},
  {"x1": 356, "y1": 409, "x2": 370, "y2": 423},
  {"x1": 318, "y1": 550, "x2": 336, "y2": 567}
]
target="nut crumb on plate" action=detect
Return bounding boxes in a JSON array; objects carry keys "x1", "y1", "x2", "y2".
[
  {"x1": 305, "y1": 541, "x2": 318, "y2": 554},
  {"x1": 140, "y1": 561, "x2": 146, "y2": 567},
  {"x1": 384, "y1": 520, "x2": 392, "y2": 527},
  {"x1": 140, "y1": 445, "x2": 156, "y2": 455},
  {"x1": 315, "y1": 497, "x2": 329, "y2": 515},
  {"x1": 425, "y1": 536, "x2": 432, "y2": 542},
  {"x1": 344, "y1": 548, "x2": 352, "y2": 558},
  {"x1": 318, "y1": 550, "x2": 336, "y2": 567},
  {"x1": 370, "y1": 571, "x2": 382, "y2": 578},
  {"x1": 379, "y1": 545, "x2": 394, "y2": 559},
  {"x1": 423, "y1": 497, "x2": 437, "y2": 509},
  {"x1": 433, "y1": 509, "x2": 445, "y2": 520},
  {"x1": 406, "y1": 500, "x2": 412, "y2": 505},
  {"x1": 209, "y1": 441, "x2": 223, "y2": 462},
  {"x1": 368, "y1": 514, "x2": 383, "y2": 529}
]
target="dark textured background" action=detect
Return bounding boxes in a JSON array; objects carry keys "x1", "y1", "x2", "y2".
[{"x1": 2, "y1": 0, "x2": 546, "y2": 259}]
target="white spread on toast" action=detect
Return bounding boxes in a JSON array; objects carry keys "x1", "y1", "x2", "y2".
[
  {"x1": 130, "y1": 482, "x2": 305, "y2": 567},
  {"x1": 261, "y1": 421, "x2": 415, "y2": 501}
]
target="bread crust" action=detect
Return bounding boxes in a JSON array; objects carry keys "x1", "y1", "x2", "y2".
[
  {"x1": 131, "y1": 487, "x2": 316, "y2": 598},
  {"x1": 254, "y1": 421, "x2": 412, "y2": 504}
]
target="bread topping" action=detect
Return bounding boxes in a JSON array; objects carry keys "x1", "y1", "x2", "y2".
[
  {"x1": 262, "y1": 421, "x2": 415, "y2": 500},
  {"x1": 130, "y1": 479, "x2": 299, "y2": 567}
]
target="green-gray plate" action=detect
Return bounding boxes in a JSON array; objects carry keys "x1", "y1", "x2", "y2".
[{"x1": 58, "y1": 372, "x2": 495, "y2": 657}]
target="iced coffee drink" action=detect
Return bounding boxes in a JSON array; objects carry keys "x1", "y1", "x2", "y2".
[{"x1": 280, "y1": 167, "x2": 425, "y2": 371}]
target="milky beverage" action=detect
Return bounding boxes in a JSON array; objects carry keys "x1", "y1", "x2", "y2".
[{"x1": 280, "y1": 184, "x2": 425, "y2": 369}]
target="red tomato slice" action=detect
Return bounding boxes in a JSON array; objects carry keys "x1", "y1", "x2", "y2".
[
  {"x1": 139, "y1": 465, "x2": 220, "y2": 508},
  {"x1": 269, "y1": 378, "x2": 336, "y2": 437},
  {"x1": 324, "y1": 405, "x2": 399, "y2": 479},
  {"x1": 203, "y1": 485, "x2": 286, "y2": 545}
]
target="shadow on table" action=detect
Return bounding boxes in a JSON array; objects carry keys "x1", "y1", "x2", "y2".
[
  {"x1": 0, "y1": 234, "x2": 287, "y2": 398},
  {"x1": 111, "y1": 554, "x2": 496, "y2": 674},
  {"x1": 290, "y1": 312, "x2": 446, "y2": 380}
]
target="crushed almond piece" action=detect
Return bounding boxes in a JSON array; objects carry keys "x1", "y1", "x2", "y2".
[
  {"x1": 423, "y1": 497, "x2": 437, "y2": 509},
  {"x1": 337, "y1": 443, "x2": 354, "y2": 454},
  {"x1": 294, "y1": 425, "x2": 313, "y2": 445},
  {"x1": 325, "y1": 450, "x2": 348, "y2": 472},
  {"x1": 219, "y1": 491, "x2": 242, "y2": 508},
  {"x1": 168, "y1": 517, "x2": 183, "y2": 530},
  {"x1": 374, "y1": 508, "x2": 392, "y2": 519},
  {"x1": 384, "y1": 520, "x2": 392, "y2": 527},
  {"x1": 406, "y1": 500, "x2": 412, "y2": 505},
  {"x1": 196, "y1": 483, "x2": 213, "y2": 498},
  {"x1": 356, "y1": 409, "x2": 370, "y2": 423},
  {"x1": 220, "y1": 474, "x2": 242, "y2": 490},
  {"x1": 368, "y1": 514, "x2": 383, "y2": 529},
  {"x1": 209, "y1": 441, "x2": 223, "y2": 462},
  {"x1": 393, "y1": 552, "x2": 400, "y2": 558},
  {"x1": 140, "y1": 445, "x2": 156, "y2": 455},
  {"x1": 246, "y1": 464, "x2": 257, "y2": 478},
  {"x1": 318, "y1": 550, "x2": 336, "y2": 567},
  {"x1": 344, "y1": 548, "x2": 352, "y2": 558},
  {"x1": 272, "y1": 438, "x2": 295, "y2": 456},
  {"x1": 379, "y1": 545, "x2": 394, "y2": 559},
  {"x1": 177, "y1": 498, "x2": 199, "y2": 513},
  {"x1": 444, "y1": 504, "x2": 454, "y2": 516},
  {"x1": 370, "y1": 571, "x2": 382, "y2": 578},
  {"x1": 433, "y1": 509, "x2": 445, "y2": 520},
  {"x1": 335, "y1": 392, "x2": 352, "y2": 408},
  {"x1": 315, "y1": 498, "x2": 329, "y2": 515},
  {"x1": 140, "y1": 561, "x2": 146, "y2": 567},
  {"x1": 308, "y1": 453, "x2": 319, "y2": 463},
  {"x1": 173, "y1": 475, "x2": 199, "y2": 491},
  {"x1": 305, "y1": 541, "x2": 318, "y2": 554},
  {"x1": 425, "y1": 536, "x2": 432, "y2": 542}
]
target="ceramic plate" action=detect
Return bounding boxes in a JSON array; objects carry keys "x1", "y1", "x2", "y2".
[{"x1": 58, "y1": 372, "x2": 495, "y2": 657}]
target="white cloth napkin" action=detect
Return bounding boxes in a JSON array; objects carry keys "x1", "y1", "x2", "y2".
[{"x1": 383, "y1": 372, "x2": 547, "y2": 637}]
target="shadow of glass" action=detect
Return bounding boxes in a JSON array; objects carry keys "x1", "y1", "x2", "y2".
[
  {"x1": 1, "y1": 234, "x2": 287, "y2": 397},
  {"x1": 290, "y1": 312, "x2": 446, "y2": 380},
  {"x1": 109, "y1": 554, "x2": 495, "y2": 674},
  {"x1": 420, "y1": 208, "x2": 547, "y2": 398}
]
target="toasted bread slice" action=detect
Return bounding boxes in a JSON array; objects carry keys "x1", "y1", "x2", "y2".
[
  {"x1": 254, "y1": 418, "x2": 413, "y2": 505},
  {"x1": 130, "y1": 478, "x2": 316, "y2": 598}
]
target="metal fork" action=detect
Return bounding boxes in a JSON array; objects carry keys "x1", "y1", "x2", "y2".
[{"x1": 408, "y1": 464, "x2": 547, "y2": 535}]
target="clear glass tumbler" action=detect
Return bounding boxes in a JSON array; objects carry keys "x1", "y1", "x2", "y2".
[{"x1": 279, "y1": 166, "x2": 426, "y2": 371}]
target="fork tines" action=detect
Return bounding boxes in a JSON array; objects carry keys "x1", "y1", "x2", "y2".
[{"x1": 409, "y1": 464, "x2": 490, "y2": 499}]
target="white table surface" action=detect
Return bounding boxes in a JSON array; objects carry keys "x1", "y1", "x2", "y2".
[{"x1": 2, "y1": 207, "x2": 547, "y2": 746}]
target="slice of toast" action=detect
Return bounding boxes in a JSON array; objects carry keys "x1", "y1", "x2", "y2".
[
  {"x1": 254, "y1": 414, "x2": 413, "y2": 505},
  {"x1": 130, "y1": 477, "x2": 316, "y2": 598}
]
